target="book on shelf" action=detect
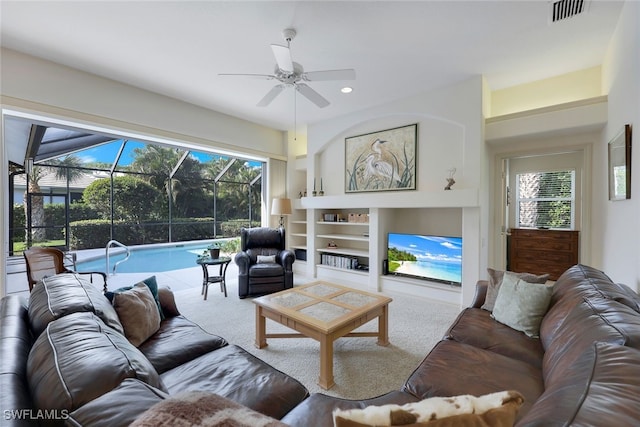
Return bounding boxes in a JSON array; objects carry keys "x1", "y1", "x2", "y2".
[{"x1": 320, "y1": 253, "x2": 359, "y2": 270}]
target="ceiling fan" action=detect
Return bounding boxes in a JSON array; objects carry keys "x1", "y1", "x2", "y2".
[{"x1": 219, "y1": 28, "x2": 356, "y2": 108}]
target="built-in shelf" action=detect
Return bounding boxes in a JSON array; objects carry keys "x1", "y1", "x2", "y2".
[
  {"x1": 316, "y1": 247, "x2": 368, "y2": 257},
  {"x1": 316, "y1": 221, "x2": 368, "y2": 226},
  {"x1": 292, "y1": 199, "x2": 304, "y2": 210},
  {"x1": 317, "y1": 233, "x2": 369, "y2": 242},
  {"x1": 289, "y1": 196, "x2": 307, "y2": 263},
  {"x1": 301, "y1": 189, "x2": 478, "y2": 209},
  {"x1": 316, "y1": 264, "x2": 368, "y2": 276}
]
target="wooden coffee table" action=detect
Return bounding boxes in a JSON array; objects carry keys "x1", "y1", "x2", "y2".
[{"x1": 253, "y1": 281, "x2": 392, "y2": 389}]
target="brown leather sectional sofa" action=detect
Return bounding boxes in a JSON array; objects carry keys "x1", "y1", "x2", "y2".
[
  {"x1": 2, "y1": 264, "x2": 640, "y2": 426},
  {"x1": 282, "y1": 264, "x2": 640, "y2": 426},
  {"x1": 0, "y1": 273, "x2": 308, "y2": 426}
]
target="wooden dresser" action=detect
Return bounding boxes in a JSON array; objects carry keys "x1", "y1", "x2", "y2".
[{"x1": 508, "y1": 228, "x2": 579, "y2": 281}]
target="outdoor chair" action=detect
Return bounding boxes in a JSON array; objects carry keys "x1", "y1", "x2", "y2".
[
  {"x1": 234, "y1": 227, "x2": 295, "y2": 298},
  {"x1": 23, "y1": 247, "x2": 107, "y2": 292}
]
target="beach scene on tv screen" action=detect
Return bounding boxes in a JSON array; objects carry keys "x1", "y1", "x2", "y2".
[{"x1": 388, "y1": 234, "x2": 462, "y2": 284}]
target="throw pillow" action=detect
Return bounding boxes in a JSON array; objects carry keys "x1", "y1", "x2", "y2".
[
  {"x1": 257, "y1": 255, "x2": 276, "y2": 264},
  {"x1": 113, "y1": 283, "x2": 161, "y2": 346},
  {"x1": 482, "y1": 268, "x2": 550, "y2": 312},
  {"x1": 106, "y1": 276, "x2": 165, "y2": 320},
  {"x1": 131, "y1": 391, "x2": 287, "y2": 427},
  {"x1": 491, "y1": 272, "x2": 554, "y2": 338},
  {"x1": 333, "y1": 390, "x2": 524, "y2": 427}
]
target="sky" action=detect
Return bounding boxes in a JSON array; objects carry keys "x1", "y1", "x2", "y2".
[
  {"x1": 388, "y1": 233, "x2": 462, "y2": 264},
  {"x1": 66, "y1": 139, "x2": 260, "y2": 168}
]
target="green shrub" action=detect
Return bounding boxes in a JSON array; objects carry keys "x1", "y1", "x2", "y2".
[
  {"x1": 220, "y1": 219, "x2": 260, "y2": 237},
  {"x1": 68, "y1": 219, "x2": 112, "y2": 249},
  {"x1": 220, "y1": 237, "x2": 240, "y2": 254},
  {"x1": 12, "y1": 204, "x2": 25, "y2": 242}
]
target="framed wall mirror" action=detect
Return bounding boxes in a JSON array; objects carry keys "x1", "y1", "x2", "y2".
[{"x1": 608, "y1": 124, "x2": 632, "y2": 201}]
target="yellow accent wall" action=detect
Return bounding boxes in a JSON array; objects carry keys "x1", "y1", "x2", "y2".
[{"x1": 490, "y1": 66, "x2": 603, "y2": 117}]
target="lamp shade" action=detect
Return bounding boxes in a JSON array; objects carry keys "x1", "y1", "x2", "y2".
[{"x1": 271, "y1": 198, "x2": 292, "y2": 216}]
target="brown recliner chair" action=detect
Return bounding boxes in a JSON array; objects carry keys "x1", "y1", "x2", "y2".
[{"x1": 235, "y1": 227, "x2": 295, "y2": 299}]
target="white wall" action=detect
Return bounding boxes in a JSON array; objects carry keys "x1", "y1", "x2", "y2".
[
  {"x1": 304, "y1": 77, "x2": 486, "y2": 306},
  {"x1": 599, "y1": 0, "x2": 640, "y2": 291},
  {"x1": 0, "y1": 48, "x2": 285, "y2": 159},
  {"x1": 307, "y1": 77, "x2": 484, "y2": 190}
]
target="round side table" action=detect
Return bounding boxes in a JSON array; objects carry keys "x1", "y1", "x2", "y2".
[{"x1": 196, "y1": 256, "x2": 231, "y2": 299}]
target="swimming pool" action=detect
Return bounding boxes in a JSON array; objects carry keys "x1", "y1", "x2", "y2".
[{"x1": 75, "y1": 241, "x2": 215, "y2": 274}]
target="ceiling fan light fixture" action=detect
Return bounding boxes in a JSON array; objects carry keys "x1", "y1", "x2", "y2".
[
  {"x1": 219, "y1": 28, "x2": 356, "y2": 108},
  {"x1": 341, "y1": 86, "x2": 353, "y2": 94}
]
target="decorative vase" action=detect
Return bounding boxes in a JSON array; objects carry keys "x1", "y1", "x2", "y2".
[{"x1": 209, "y1": 248, "x2": 220, "y2": 259}]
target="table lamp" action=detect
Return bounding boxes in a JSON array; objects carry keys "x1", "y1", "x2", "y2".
[{"x1": 271, "y1": 198, "x2": 292, "y2": 228}]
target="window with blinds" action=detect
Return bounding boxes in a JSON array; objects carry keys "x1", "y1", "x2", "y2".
[{"x1": 515, "y1": 170, "x2": 575, "y2": 229}]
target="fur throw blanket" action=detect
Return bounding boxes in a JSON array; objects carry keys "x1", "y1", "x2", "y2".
[
  {"x1": 131, "y1": 391, "x2": 287, "y2": 427},
  {"x1": 333, "y1": 390, "x2": 524, "y2": 427}
]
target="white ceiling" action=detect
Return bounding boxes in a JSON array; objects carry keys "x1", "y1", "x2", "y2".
[{"x1": 0, "y1": 1, "x2": 624, "y2": 131}]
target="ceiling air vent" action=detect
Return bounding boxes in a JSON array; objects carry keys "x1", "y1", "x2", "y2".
[{"x1": 550, "y1": 0, "x2": 588, "y2": 23}]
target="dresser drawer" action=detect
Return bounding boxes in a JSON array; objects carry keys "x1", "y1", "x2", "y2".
[
  {"x1": 508, "y1": 228, "x2": 579, "y2": 281},
  {"x1": 511, "y1": 261, "x2": 567, "y2": 280},
  {"x1": 513, "y1": 238, "x2": 575, "y2": 252},
  {"x1": 512, "y1": 250, "x2": 576, "y2": 264}
]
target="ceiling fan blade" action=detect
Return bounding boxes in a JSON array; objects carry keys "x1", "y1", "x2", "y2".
[
  {"x1": 296, "y1": 83, "x2": 330, "y2": 108},
  {"x1": 304, "y1": 69, "x2": 356, "y2": 81},
  {"x1": 271, "y1": 44, "x2": 294, "y2": 73},
  {"x1": 218, "y1": 73, "x2": 275, "y2": 80},
  {"x1": 257, "y1": 84, "x2": 286, "y2": 107}
]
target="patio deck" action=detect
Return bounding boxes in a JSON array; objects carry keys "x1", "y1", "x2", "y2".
[{"x1": 6, "y1": 250, "x2": 239, "y2": 299}]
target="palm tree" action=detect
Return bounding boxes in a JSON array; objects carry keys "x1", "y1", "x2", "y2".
[
  {"x1": 25, "y1": 155, "x2": 85, "y2": 244},
  {"x1": 130, "y1": 145, "x2": 207, "y2": 217}
]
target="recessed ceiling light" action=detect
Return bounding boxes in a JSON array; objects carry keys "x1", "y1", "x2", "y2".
[{"x1": 341, "y1": 87, "x2": 353, "y2": 94}]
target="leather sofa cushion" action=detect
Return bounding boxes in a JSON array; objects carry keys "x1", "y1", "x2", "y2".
[
  {"x1": 250, "y1": 263, "x2": 284, "y2": 278},
  {"x1": 403, "y1": 340, "x2": 544, "y2": 422},
  {"x1": 28, "y1": 273, "x2": 124, "y2": 337},
  {"x1": 243, "y1": 227, "x2": 284, "y2": 250},
  {"x1": 445, "y1": 308, "x2": 544, "y2": 368},
  {"x1": 67, "y1": 379, "x2": 168, "y2": 427},
  {"x1": 161, "y1": 344, "x2": 309, "y2": 420},
  {"x1": 27, "y1": 312, "x2": 165, "y2": 414},
  {"x1": 541, "y1": 264, "x2": 623, "y2": 347},
  {"x1": 138, "y1": 315, "x2": 228, "y2": 374},
  {"x1": 282, "y1": 391, "x2": 419, "y2": 427},
  {"x1": 542, "y1": 297, "x2": 640, "y2": 385},
  {"x1": 0, "y1": 295, "x2": 33, "y2": 418},
  {"x1": 552, "y1": 264, "x2": 614, "y2": 301},
  {"x1": 517, "y1": 343, "x2": 640, "y2": 426},
  {"x1": 247, "y1": 248, "x2": 281, "y2": 264}
]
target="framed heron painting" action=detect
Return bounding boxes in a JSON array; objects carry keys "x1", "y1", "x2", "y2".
[{"x1": 345, "y1": 123, "x2": 417, "y2": 193}]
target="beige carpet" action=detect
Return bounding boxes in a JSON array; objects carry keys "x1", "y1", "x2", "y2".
[{"x1": 173, "y1": 277, "x2": 461, "y2": 400}]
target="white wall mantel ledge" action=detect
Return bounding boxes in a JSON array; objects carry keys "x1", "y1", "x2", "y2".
[{"x1": 300, "y1": 188, "x2": 478, "y2": 209}]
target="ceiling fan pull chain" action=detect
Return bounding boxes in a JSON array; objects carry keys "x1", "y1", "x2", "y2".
[{"x1": 294, "y1": 87, "x2": 297, "y2": 141}]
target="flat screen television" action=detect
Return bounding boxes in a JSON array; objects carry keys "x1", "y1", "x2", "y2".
[{"x1": 387, "y1": 233, "x2": 462, "y2": 285}]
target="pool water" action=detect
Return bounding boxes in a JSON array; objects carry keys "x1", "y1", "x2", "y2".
[{"x1": 76, "y1": 242, "x2": 212, "y2": 274}]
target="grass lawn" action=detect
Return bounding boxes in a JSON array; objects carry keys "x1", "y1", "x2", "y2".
[{"x1": 13, "y1": 240, "x2": 66, "y2": 253}]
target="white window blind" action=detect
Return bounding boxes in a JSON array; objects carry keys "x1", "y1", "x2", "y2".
[{"x1": 515, "y1": 170, "x2": 575, "y2": 229}]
